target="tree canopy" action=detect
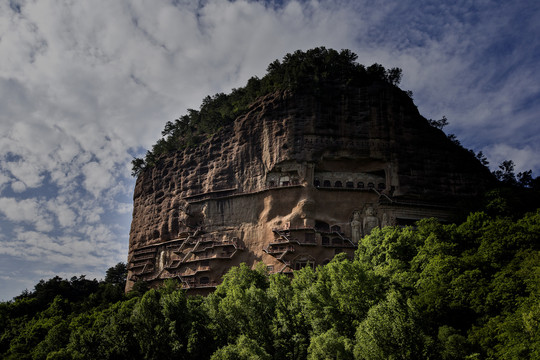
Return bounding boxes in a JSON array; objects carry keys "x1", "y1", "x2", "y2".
[{"x1": 2, "y1": 190, "x2": 540, "y2": 359}]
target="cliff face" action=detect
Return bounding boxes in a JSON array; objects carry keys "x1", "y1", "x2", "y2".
[{"x1": 126, "y1": 81, "x2": 493, "y2": 293}]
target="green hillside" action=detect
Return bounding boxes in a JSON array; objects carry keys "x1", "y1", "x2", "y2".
[{"x1": 1, "y1": 188, "x2": 539, "y2": 359}]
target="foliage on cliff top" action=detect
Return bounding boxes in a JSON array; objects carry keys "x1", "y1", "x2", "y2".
[{"x1": 131, "y1": 47, "x2": 404, "y2": 176}]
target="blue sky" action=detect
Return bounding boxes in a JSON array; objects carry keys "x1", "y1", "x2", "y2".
[{"x1": 1, "y1": 0, "x2": 539, "y2": 301}]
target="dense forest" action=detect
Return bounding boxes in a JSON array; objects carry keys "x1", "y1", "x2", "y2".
[
  {"x1": 131, "y1": 47, "x2": 404, "y2": 176},
  {"x1": 1, "y1": 184, "x2": 539, "y2": 359}
]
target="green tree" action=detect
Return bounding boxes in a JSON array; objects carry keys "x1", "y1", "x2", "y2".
[
  {"x1": 354, "y1": 290, "x2": 430, "y2": 360},
  {"x1": 428, "y1": 115, "x2": 449, "y2": 130},
  {"x1": 31, "y1": 320, "x2": 70, "y2": 360},
  {"x1": 268, "y1": 273, "x2": 310, "y2": 360},
  {"x1": 299, "y1": 254, "x2": 383, "y2": 338},
  {"x1": 206, "y1": 263, "x2": 274, "y2": 353},
  {"x1": 5, "y1": 296, "x2": 69, "y2": 360},
  {"x1": 67, "y1": 297, "x2": 140, "y2": 360},
  {"x1": 105, "y1": 262, "x2": 127, "y2": 288},
  {"x1": 493, "y1": 160, "x2": 517, "y2": 185},
  {"x1": 210, "y1": 335, "x2": 271, "y2": 360},
  {"x1": 131, "y1": 288, "x2": 191, "y2": 360},
  {"x1": 385, "y1": 67, "x2": 403, "y2": 85},
  {"x1": 186, "y1": 295, "x2": 215, "y2": 359},
  {"x1": 307, "y1": 328, "x2": 354, "y2": 360},
  {"x1": 437, "y1": 326, "x2": 471, "y2": 360},
  {"x1": 357, "y1": 225, "x2": 424, "y2": 290}
]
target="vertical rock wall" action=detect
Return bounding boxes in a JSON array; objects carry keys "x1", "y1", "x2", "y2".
[{"x1": 126, "y1": 82, "x2": 493, "y2": 293}]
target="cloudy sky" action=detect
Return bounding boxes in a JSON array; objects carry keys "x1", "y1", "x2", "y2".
[{"x1": 1, "y1": 0, "x2": 539, "y2": 300}]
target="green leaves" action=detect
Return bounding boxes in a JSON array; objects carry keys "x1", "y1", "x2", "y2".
[
  {"x1": 206, "y1": 263, "x2": 273, "y2": 352},
  {"x1": 355, "y1": 290, "x2": 428, "y2": 360},
  {"x1": 2, "y1": 211, "x2": 540, "y2": 359},
  {"x1": 211, "y1": 335, "x2": 271, "y2": 360},
  {"x1": 307, "y1": 328, "x2": 354, "y2": 360},
  {"x1": 299, "y1": 255, "x2": 382, "y2": 338}
]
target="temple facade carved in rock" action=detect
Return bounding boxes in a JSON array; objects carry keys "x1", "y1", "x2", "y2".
[{"x1": 126, "y1": 84, "x2": 493, "y2": 294}]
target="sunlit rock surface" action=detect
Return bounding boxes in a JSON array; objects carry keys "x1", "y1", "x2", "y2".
[{"x1": 126, "y1": 82, "x2": 493, "y2": 293}]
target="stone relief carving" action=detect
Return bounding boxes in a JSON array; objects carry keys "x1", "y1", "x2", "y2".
[
  {"x1": 157, "y1": 249, "x2": 166, "y2": 272},
  {"x1": 362, "y1": 206, "x2": 379, "y2": 235},
  {"x1": 381, "y1": 213, "x2": 389, "y2": 227},
  {"x1": 300, "y1": 199, "x2": 315, "y2": 227},
  {"x1": 351, "y1": 211, "x2": 362, "y2": 244}
]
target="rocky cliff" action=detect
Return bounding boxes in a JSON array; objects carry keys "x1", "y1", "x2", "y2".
[{"x1": 126, "y1": 79, "x2": 493, "y2": 293}]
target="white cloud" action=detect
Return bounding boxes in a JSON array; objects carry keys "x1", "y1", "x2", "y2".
[
  {"x1": 82, "y1": 161, "x2": 113, "y2": 198},
  {"x1": 11, "y1": 181, "x2": 27, "y2": 193},
  {"x1": 2, "y1": 157, "x2": 45, "y2": 189},
  {"x1": 0, "y1": 229, "x2": 122, "y2": 269},
  {"x1": 484, "y1": 144, "x2": 540, "y2": 174},
  {"x1": 0, "y1": 197, "x2": 53, "y2": 232},
  {"x1": 116, "y1": 202, "x2": 133, "y2": 215},
  {"x1": 46, "y1": 198, "x2": 76, "y2": 228}
]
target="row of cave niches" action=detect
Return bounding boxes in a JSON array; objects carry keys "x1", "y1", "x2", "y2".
[
  {"x1": 267, "y1": 179, "x2": 300, "y2": 187},
  {"x1": 266, "y1": 179, "x2": 387, "y2": 190},
  {"x1": 265, "y1": 225, "x2": 356, "y2": 273},
  {"x1": 127, "y1": 233, "x2": 244, "y2": 290},
  {"x1": 314, "y1": 179, "x2": 386, "y2": 190}
]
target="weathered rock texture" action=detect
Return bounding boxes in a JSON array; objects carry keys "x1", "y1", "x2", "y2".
[{"x1": 126, "y1": 82, "x2": 493, "y2": 293}]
